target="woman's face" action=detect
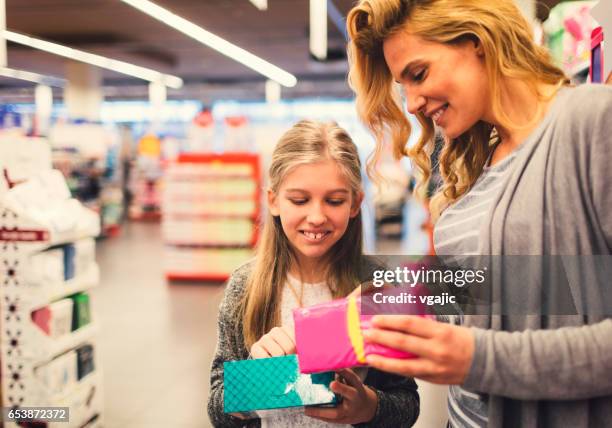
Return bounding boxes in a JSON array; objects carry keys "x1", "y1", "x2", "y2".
[
  {"x1": 383, "y1": 31, "x2": 491, "y2": 139},
  {"x1": 268, "y1": 159, "x2": 362, "y2": 267}
]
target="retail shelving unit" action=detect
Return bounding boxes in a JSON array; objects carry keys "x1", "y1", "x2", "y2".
[
  {"x1": 162, "y1": 153, "x2": 261, "y2": 282},
  {"x1": 0, "y1": 169, "x2": 104, "y2": 428}
]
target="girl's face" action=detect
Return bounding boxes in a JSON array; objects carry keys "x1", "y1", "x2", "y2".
[
  {"x1": 383, "y1": 31, "x2": 491, "y2": 139},
  {"x1": 268, "y1": 159, "x2": 362, "y2": 267}
]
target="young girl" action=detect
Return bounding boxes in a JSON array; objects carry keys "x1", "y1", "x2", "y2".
[{"x1": 207, "y1": 120, "x2": 419, "y2": 427}]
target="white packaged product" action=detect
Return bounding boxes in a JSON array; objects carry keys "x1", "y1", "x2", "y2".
[
  {"x1": 36, "y1": 350, "x2": 78, "y2": 396},
  {"x1": 48, "y1": 298, "x2": 74, "y2": 338}
]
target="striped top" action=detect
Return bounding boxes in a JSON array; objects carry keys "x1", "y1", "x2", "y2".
[{"x1": 434, "y1": 148, "x2": 521, "y2": 428}]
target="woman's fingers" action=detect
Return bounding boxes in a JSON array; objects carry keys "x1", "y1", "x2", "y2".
[
  {"x1": 249, "y1": 343, "x2": 270, "y2": 359},
  {"x1": 331, "y1": 379, "x2": 358, "y2": 401},
  {"x1": 370, "y1": 315, "x2": 439, "y2": 338},
  {"x1": 363, "y1": 326, "x2": 432, "y2": 358},
  {"x1": 336, "y1": 369, "x2": 364, "y2": 391},
  {"x1": 366, "y1": 354, "x2": 438, "y2": 379},
  {"x1": 304, "y1": 406, "x2": 343, "y2": 422}
]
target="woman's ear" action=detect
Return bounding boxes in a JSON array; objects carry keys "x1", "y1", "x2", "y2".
[
  {"x1": 268, "y1": 189, "x2": 280, "y2": 216},
  {"x1": 350, "y1": 191, "x2": 364, "y2": 218}
]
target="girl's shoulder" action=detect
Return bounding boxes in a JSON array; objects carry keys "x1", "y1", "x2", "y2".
[{"x1": 221, "y1": 259, "x2": 256, "y2": 307}]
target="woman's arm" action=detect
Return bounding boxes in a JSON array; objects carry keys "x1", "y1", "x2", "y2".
[
  {"x1": 207, "y1": 268, "x2": 257, "y2": 428},
  {"x1": 463, "y1": 320, "x2": 612, "y2": 400}
]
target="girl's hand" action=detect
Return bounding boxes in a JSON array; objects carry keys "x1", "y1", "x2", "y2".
[
  {"x1": 250, "y1": 326, "x2": 296, "y2": 359},
  {"x1": 363, "y1": 315, "x2": 474, "y2": 385},
  {"x1": 304, "y1": 369, "x2": 378, "y2": 424}
]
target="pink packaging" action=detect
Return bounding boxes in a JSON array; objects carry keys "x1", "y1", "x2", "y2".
[{"x1": 294, "y1": 294, "x2": 429, "y2": 374}]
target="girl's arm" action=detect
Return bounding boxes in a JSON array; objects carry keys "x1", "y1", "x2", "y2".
[
  {"x1": 356, "y1": 367, "x2": 420, "y2": 428},
  {"x1": 207, "y1": 267, "x2": 256, "y2": 427}
]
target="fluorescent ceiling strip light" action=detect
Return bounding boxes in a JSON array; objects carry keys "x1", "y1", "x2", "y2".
[
  {"x1": 0, "y1": 66, "x2": 65, "y2": 87},
  {"x1": 249, "y1": 0, "x2": 268, "y2": 11},
  {"x1": 119, "y1": 0, "x2": 297, "y2": 88},
  {"x1": 309, "y1": 0, "x2": 327, "y2": 60},
  {"x1": 3, "y1": 30, "x2": 183, "y2": 89}
]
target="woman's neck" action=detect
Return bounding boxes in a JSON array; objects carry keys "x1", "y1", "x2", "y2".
[{"x1": 489, "y1": 80, "x2": 561, "y2": 165}]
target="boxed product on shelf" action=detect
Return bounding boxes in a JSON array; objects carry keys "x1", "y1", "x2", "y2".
[
  {"x1": 35, "y1": 350, "x2": 78, "y2": 396},
  {"x1": 76, "y1": 343, "x2": 95, "y2": 380},
  {"x1": 31, "y1": 298, "x2": 74, "y2": 338},
  {"x1": 162, "y1": 153, "x2": 261, "y2": 281},
  {"x1": 164, "y1": 247, "x2": 253, "y2": 279},
  {"x1": 223, "y1": 355, "x2": 336, "y2": 413},
  {"x1": 71, "y1": 292, "x2": 92, "y2": 331},
  {"x1": 26, "y1": 248, "x2": 65, "y2": 285},
  {"x1": 163, "y1": 218, "x2": 254, "y2": 245}
]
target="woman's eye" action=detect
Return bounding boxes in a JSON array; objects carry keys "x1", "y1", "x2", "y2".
[
  {"x1": 327, "y1": 199, "x2": 346, "y2": 206},
  {"x1": 412, "y1": 69, "x2": 426, "y2": 83},
  {"x1": 289, "y1": 199, "x2": 308, "y2": 205}
]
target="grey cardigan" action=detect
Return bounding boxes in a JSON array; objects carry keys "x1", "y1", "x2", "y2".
[
  {"x1": 463, "y1": 84, "x2": 612, "y2": 427},
  {"x1": 207, "y1": 258, "x2": 420, "y2": 428}
]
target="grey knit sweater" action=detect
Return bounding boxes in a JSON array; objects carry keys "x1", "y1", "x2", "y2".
[{"x1": 207, "y1": 259, "x2": 420, "y2": 428}]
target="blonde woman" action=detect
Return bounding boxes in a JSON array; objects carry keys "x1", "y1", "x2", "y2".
[
  {"x1": 207, "y1": 120, "x2": 420, "y2": 427},
  {"x1": 346, "y1": 0, "x2": 612, "y2": 427}
]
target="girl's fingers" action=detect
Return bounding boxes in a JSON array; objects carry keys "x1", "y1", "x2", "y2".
[
  {"x1": 249, "y1": 344, "x2": 270, "y2": 359},
  {"x1": 331, "y1": 379, "x2": 358, "y2": 401},
  {"x1": 260, "y1": 336, "x2": 285, "y2": 356},
  {"x1": 362, "y1": 328, "x2": 431, "y2": 357},
  {"x1": 269, "y1": 327, "x2": 295, "y2": 354},
  {"x1": 336, "y1": 369, "x2": 364, "y2": 392},
  {"x1": 304, "y1": 406, "x2": 343, "y2": 421},
  {"x1": 370, "y1": 315, "x2": 439, "y2": 338}
]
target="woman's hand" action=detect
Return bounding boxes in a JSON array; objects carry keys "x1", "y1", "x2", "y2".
[
  {"x1": 304, "y1": 369, "x2": 378, "y2": 424},
  {"x1": 362, "y1": 315, "x2": 475, "y2": 385},
  {"x1": 250, "y1": 326, "x2": 295, "y2": 359}
]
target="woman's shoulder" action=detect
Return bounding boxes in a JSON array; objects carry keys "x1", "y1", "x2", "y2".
[{"x1": 553, "y1": 84, "x2": 612, "y2": 123}]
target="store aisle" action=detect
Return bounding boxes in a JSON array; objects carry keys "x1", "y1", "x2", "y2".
[{"x1": 92, "y1": 222, "x2": 223, "y2": 427}]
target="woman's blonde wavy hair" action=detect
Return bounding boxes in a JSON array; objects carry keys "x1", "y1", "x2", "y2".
[
  {"x1": 347, "y1": 0, "x2": 569, "y2": 219},
  {"x1": 240, "y1": 120, "x2": 364, "y2": 349}
]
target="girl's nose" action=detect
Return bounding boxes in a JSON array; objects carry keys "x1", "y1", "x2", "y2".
[{"x1": 306, "y1": 204, "x2": 326, "y2": 225}]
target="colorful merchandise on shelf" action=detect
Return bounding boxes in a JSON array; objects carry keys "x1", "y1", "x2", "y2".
[
  {"x1": 294, "y1": 295, "x2": 421, "y2": 374},
  {"x1": 544, "y1": 1, "x2": 597, "y2": 78},
  {"x1": 223, "y1": 355, "x2": 336, "y2": 413},
  {"x1": 31, "y1": 298, "x2": 73, "y2": 338},
  {"x1": 0, "y1": 166, "x2": 104, "y2": 426},
  {"x1": 162, "y1": 153, "x2": 260, "y2": 281},
  {"x1": 71, "y1": 293, "x2": 92, "y2": 331},
  {"x1": 35, "y1": 350, "x2": 78, "y2": 396},
  {"x1": 76, "y1": 344, "x2": 95, "y2": 380}
]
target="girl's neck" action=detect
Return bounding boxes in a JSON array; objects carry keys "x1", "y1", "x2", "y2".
[{"x1": 289, "y1": 257, "x2": 328, "y2": 284}]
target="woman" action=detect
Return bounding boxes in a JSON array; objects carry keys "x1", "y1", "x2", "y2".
[{"x1": 346, "y1": 0, "x2": 612, "y2": 427}]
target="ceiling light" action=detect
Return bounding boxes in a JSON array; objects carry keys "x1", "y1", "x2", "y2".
[
  {"x1": 119, "y1": 0, "x2": 297, "y2": 87},
  {"x1": 3, "y1": 30, "x2": 183, "y2": 89},
  {"x1": 310, "y1": 0, "x2": 327, "y2": 60},
  {"x1": 0, "y1": 66, "x2": 65, "y2": 87},
  {"x1": 249, "y1": 0, "x2": 267, "y2": 11}
]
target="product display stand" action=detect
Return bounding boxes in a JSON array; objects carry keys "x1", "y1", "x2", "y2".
[
  {"x1": 0, "y1": 169, "x2": 104, "y2": 428},
  {"x1": 162, "y1": 153, "x2": 261, "y2": 282}
]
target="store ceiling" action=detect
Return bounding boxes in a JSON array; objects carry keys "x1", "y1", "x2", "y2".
[
  {"x1": 1, "y1": 0, "x2": 355, "y2": 102},
  {"x1": 1, "y1": 0, "x2": 565, "y2": 103}
]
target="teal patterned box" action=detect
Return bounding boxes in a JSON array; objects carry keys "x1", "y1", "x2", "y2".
[{"x1": 223, "y1": 355, "x2": 337, "y2": 413}]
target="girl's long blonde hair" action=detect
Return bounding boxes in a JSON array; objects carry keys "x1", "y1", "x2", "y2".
[
  {"x1": 241, "y1": 120, "x2": 364, "y2": 348},
  {"x1": 347, "y1": 0, "x2": 569, "y2": 219}
]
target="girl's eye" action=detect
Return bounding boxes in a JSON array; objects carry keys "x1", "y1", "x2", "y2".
[
  {"x1": 289, "y1": 199, "x2": 308, "y2": 205},
  {"x1": 327, "y1": 199, "x2": 346, "y2": 206}
]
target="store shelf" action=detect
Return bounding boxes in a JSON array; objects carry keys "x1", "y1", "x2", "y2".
[
  {"x1": 162, "y1": 153, "x2": 260, "y2": 281},
  {"x1": 30, "y1": 263, "x2": 100, "y2": 311}
]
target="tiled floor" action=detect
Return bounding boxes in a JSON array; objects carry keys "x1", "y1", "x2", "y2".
[{"x1": 93, "y1": 222, "x2": 223, "y2": 427}]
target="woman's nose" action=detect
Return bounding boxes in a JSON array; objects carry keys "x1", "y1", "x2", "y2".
[
  {"x1": 306, "y1": 204, "x2": 326, "y2": 225},
  {"x1": 405, "y1": 87, "x2": 426, "y2": 115}
]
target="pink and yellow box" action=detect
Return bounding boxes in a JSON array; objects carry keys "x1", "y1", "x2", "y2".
[{"x1": 294, "y1": 295, "x2": 427, "y2": 374}]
